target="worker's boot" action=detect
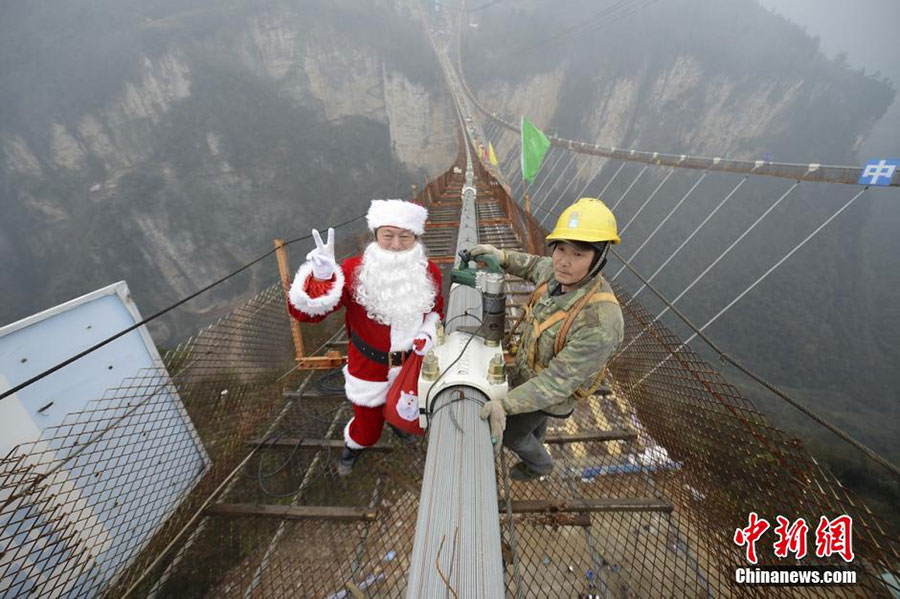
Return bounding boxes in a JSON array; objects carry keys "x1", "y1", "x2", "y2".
[
  {"x1": 509, "y1": 461, "x2": 549, "y2": 481},
  {"x1": 338, "y1": 445, "x2": 362, "y2": 477}
]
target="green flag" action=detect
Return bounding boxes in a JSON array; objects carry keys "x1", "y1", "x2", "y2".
[{"x1": 521, "y1": 116, "x2": 551, "y2": 184}]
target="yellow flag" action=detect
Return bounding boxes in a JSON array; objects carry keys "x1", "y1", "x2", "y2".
[{"x1": 488, "y1": 142, "x2": 498, "y2": 166}]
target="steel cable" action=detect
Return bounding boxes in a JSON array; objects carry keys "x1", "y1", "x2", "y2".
[
  {"x1": 0, "y1": 213, "x2": 367, "y2": 403},
  {"x1": 610, "y1": 209, "x2": 899, "y2": 479},
  {"x1": 611, "y1": 171, "x2": 708, "y2": 280}
]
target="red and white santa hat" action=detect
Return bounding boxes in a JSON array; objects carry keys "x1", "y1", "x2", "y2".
[{"x1": 367, "y1": 199, "x2": 428, "y2": 236}]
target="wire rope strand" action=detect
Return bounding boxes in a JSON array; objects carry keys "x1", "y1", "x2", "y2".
[
  {"x1": 532, "y1": 151, "x2": 579, "y2": 217},
  {"x1": 529, "y1": 147, "x2": 570, "y2": 207},
  {"x1": 618, "y1": 167, "x2": 675, "y2": 235},
  {"x1": 627, "y1": 175, "x2": 747, "y2": 304},
  {"x1": 609, "y1": 189, "x2": 900, "y2": 479},
  {"x1": 612, "y1": 170, "x2": 708, "y2": 280},
  {"x1": 537, "y1": 152, "x2": 604, "y2": 224},
  {"x1": 611, "y1": 164, "x2": 649, "y2": 210},
  {"x1": 619, "y1": 180, "x2": 798, "y2": 355}
]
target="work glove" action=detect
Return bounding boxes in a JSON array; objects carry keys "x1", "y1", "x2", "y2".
[
  {"x1": 479, "y1": 400, "x2": 507, "y2": 454},
  {"x1": 468, "y1": 244, "x2": 506, "y2": 267},
  {"x1": 412, "y1": 333, "x2": 434, "y2": 356},
  {"x1": 306, "y1": 227, "x2": 337, "y2": 280}
]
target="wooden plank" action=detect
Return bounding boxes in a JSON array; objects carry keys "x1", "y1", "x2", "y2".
[
  {"x1": 345, "y1": 582, "x2": 366, "y2": 599},
  {"x1": 282, "y1": 390, "x2": 344, "y2": 400},
  {"x1": 294, "y1": 352, "x2": 346, "y2": 370},
  {"x1": 246, "y1": 438, "x2": 392, "y2": 452},
  {"x1": 544, "y1": 431, "x2": 637, "y2": 444},
  {"x1": 274, "y1": 238, "x2": 305, "y2": 360},
  {"x1": 501, "y1": 498, "x2": 673, "y2": 514},
  {"x1": 513, "y1": 512, "x2": 592, "y2": 528},
  {"x1": 589, "y1": 402, "x2": 620, "y2": 457},
  {"x1": 425, "y1": 221, "x2": 462, "y2": 229},
  {"x1": 430, "y1": 255, "x2": 458, "y2": 264},
  {"x1": 208, "y1": 503, "x2": 378, "y2": 521}
]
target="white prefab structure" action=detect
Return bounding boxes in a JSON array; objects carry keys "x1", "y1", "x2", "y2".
[{"x1": 0, "y1": 281, "x2": 209, "y2": 598}]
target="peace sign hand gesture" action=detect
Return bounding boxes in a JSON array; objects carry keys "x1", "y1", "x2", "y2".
[{"x1": 306, "y1": 227, "x2": 337, "y2": 280}]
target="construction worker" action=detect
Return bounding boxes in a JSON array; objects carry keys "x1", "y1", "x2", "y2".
[{"x1": 469, "y1": 198, "x2": 624, "y2": 480}]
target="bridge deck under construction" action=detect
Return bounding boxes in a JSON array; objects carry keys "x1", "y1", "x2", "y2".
[{"x1": 117, "y1": 159, "x2": 894, "y2": 599}]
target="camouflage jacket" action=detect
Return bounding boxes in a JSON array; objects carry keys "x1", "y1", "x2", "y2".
[{"x1": 502, "y1": 250, "x2": 624, "y2": 417}]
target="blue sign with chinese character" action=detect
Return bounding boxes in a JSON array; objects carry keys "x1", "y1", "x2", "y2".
[{"x1": 858, "y1": 159, "x2": 900, "y2": 186}]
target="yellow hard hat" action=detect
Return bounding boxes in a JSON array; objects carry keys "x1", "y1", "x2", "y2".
[{"x1": 546, "y1": 197, "x2": 620, "y2": 245}]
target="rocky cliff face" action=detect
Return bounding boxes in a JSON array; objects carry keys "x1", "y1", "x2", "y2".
[
  {"x1": 1, "y1": 0, "x2": 457, "y2": 342},
  {"x1": 482, "y1": 53, "x2": 878, "y2": 176},
  {"x1": 466, "y1": 0, "x2": 891, "y2": 168}
]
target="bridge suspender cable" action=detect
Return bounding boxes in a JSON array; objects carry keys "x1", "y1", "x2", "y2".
[
  {"x1": 625, "y1": 176, "x2": 748, "y2": 304},
  {"x1": 531, "y1": 147, "x2": 569, "y2": 202},
  {"x1": 617, "y1": 167, "x2": 675, "y2": 235},
  {"x1": 532, "y1": 151, "x2": 578, "y2": 215},
  {"x1": 611, "y1": 164, "x2": 649, "y2": 210},
  {"x1": 0, "y1": 213, "x2": 366, "y2": 403},
  {"x1": 617, "y1": 181, "x2": 801, "y2": 356},
  {"x1": 535, "y1": 153, "x2": 594, "y2": 223},
  {"x1": 614, "y1": 247, "x2": 900, "y2": 480},
  {"x1": 611, "y1": 171, "x2": 709, "y2": 280},
  {"x1": 609, "y1": 186, "x2": 899, "y2": 479}
]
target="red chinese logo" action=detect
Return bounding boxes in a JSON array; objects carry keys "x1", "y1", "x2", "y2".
[
  {"x1": 735, "y1": 513, "x2": 854, "y2": 563},
  {"x1": 773, "y1": 516, "x2": 809, "y2": 559},
  {"x1": 814, "y1": 515, "x2": 854, "y2": 562},
  {"x1": 734, "y1": 512, "x2": 770, "y2": 564}
]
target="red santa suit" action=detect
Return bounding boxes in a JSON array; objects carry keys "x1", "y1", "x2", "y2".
[{"x1": 287, "y1": 202, "x2": 443, "y2": 449}]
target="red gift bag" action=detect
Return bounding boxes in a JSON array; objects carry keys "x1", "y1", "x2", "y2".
[{"x1": 383, "y1": 353, "x2": 426, "y2": 435}]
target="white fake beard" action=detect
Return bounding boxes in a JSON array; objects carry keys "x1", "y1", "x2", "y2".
[{"x1": 354, "y1": 242, "x2": 436, "y2": 349}]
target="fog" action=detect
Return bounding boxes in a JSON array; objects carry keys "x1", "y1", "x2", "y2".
[{"x1": 756, "y1": 0, "x2": 899, "y2": 158}]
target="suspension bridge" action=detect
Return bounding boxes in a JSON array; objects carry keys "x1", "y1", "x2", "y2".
[{"x1": 0, "y1": 6, "x2": 898, "y2": 599}]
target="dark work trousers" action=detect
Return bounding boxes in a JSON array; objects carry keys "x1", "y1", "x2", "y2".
[{"x1": 503, "y1": 411, "x2": 554, "y2": 474}]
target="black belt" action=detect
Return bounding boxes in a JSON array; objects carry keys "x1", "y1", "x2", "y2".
[{"x1": 350, "y1": 331, "x2": 410, "y2": 366}]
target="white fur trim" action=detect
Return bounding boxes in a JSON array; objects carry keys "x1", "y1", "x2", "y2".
[
  {"x1": 412, "y1": 311, "x2": 440, "y2": 354},
  {"x1": 390, "y1": 319, "x2": 421, "y2": 352},
  {"x1": 420, "y1": 311, "x2": 440, "y2": 341},
  {"x1": 391, "y1": 311, "x2": 440, "y2": 352},
  {"x1": 342, "y1": 364, "x2": 400, "y2": 407},
  {"x1": 288, "y1": 261, "x2": 344, "y2": 317},
  {"x1": 367, "y1": 199, "x2": 428, "y2": 236},
  {"x1": 344, "y1": 419, "x2": 366, "y2": 449}
]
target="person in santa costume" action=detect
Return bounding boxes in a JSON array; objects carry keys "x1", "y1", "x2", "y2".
[{"x1": 287, "y1": 199, "x2": 444, "y2": 475}]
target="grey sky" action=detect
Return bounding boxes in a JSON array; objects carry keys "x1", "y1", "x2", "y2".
[{"x1": 756, "y1": 0, "x2": 899, "y2": 159}]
